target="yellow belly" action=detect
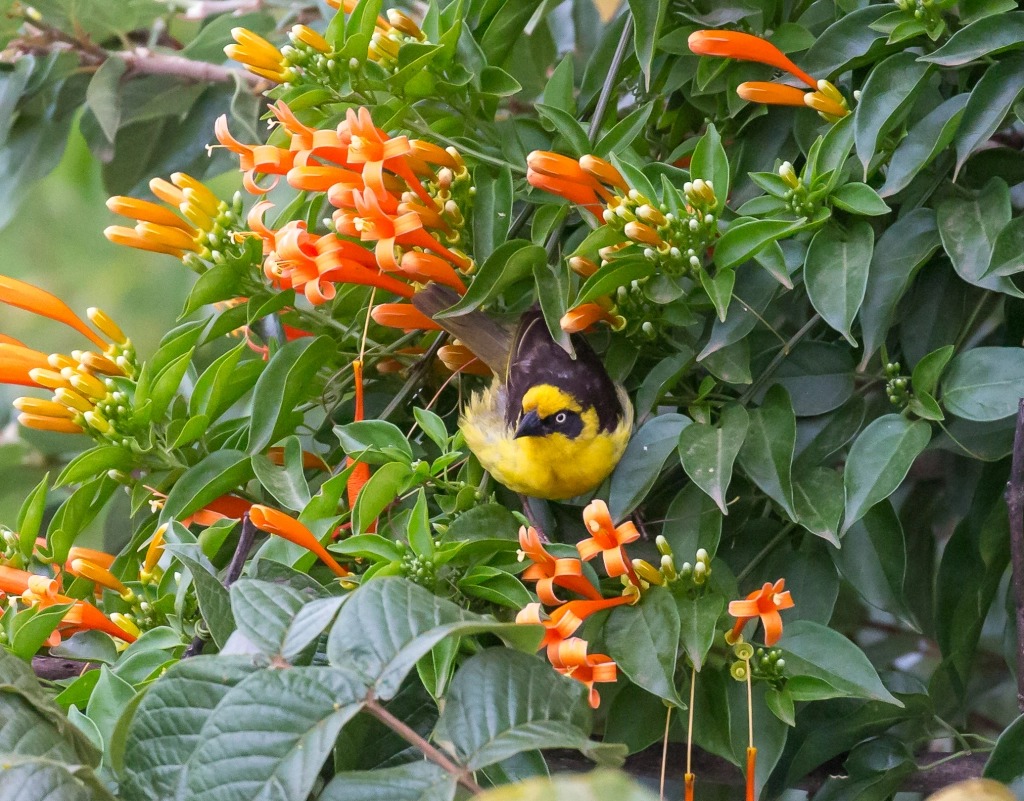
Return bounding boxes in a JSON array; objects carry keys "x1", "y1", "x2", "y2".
[{"x1": 460, "y1": 383, "x2": 632, "y2": 500}]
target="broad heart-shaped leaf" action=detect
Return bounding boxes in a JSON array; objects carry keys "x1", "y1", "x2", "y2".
[
  {"x1": 937, "y1": 178, "x2": 1024, "y2": 297},
  {"x1": 777, "y1": 620, "x2": 901, "y2": 706},
  {"x1": 325, "y1": 578, "x2": 541, "y2": 699},
  {"x1": 879, "y1": 94, "x2": 968, "y2": 198},
  {"x1": 842, "y1": 415, "x2": 931, "y2": 535},
  {"x1": 229, "y1": 579, "x2": 322, "y2": 659},
  {"x1": 858, "y1": 208, "x2": 941, "y2": 365},
  {"x1": 472, "y1": 769, "x2": 656, "y2": 801},
  {"x1": 737, "y1": 385, "x2": 797, "y2": 522},
  {"x1": 675, "y1": 593, "x2": 725, "y2": 671},
  {"x1": 678, "y1": 403, "x2": 748, "y2": 514},
  {"x1": 921, "y1": 11, "x2": 1024, "y2": 65},
  {"x1": 121, "y1": 656, "x2": 260, "y2": 801},
  {"x1": 604, "y1": 587, "x2": 683, "y2": 706},
  {"x1": 182, "y1": 666, "x2": 366, "y2": 801},
  {"x1": 941, "y1": 347, "x2": 1024, "y2": 421},
  {"x1": 159, "y1": 450, "x2": 252, "y2": 526},
  {"x1": 0, "y1": 757, "x2": 116, "y2": 801},
  {"x1": 954, "y1": 53, "x2": 1024, "y2": 176},
  {"x1": 319, "y1": 761, "x2": 456, "y2": 801},
  {"x1": 246, "y1": 336, "x2": 335, "y2": 453},
  {"x1": 831, "y1": 501, "x2": 916, "y2": 628},
  {"x1": 853, "y1": 52, "x2": 932, "y2": 176},
  {"x1": 804, "y1": 220, "x2": 873, "y2": 346},
  {"x1": 984, "y1": 713, "x2": 1024, "y2": 794},
  {"x1": 607, "y1": 414, "x2": 690, "y2": 520},
  {"x1": 793, "y1": 467, "x2": 844, "y2": 547},
  {"x1": 433, "y1": 649, "x2": 623, "y2": 770}
]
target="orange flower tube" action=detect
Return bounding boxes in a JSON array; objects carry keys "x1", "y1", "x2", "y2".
[
  {"x1": 560, "y1": 303, "x2": 624, "y2": 334},
  {"x1": 687, "y1": 30, "x2": 818, "y2": 88},
  {"x1": 0, "y1": 344, "x2": 50, "y2": 386},
  {"x1": 736, "y1": 81, "x2": 809, "y2": 108},
  {"x1": 249, "y1": 505, "x2": 350, "y2": 577},
  {"x1": 0, "y1": 276, "x2": 107, "y2": 349},
  {"x1": 371, "y1": 303, "x2": 442, "y2": 331}
]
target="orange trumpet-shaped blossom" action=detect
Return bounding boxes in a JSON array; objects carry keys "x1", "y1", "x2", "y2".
[
  {"x1": 560, "y1": 302, "x2": 625, "y2": 334},
  {"x1": 215, "y1": 115, "x2": 296, "y2": 193},
  {"x1": 371, "y1": 302, "x2": 442, "y2": 331},
  {"x1": 437, "y1": 342, "x2": 490, "y2": 376},
  {"x1": 346, "y1": 360, "x2": 374, "y2": 532},
  {"x1": 249, "y1": 505, "x2": 350, "y2": 577},
  {"x1": 517, "y1": 595, "x2": 633, "y2": 651},
  {"x1": 0, "y1": 275, "x2": 107, "y2": 349},
  {"x1": 518, "y1": 525, "x2": 602, "y2": 605},
  {"x1": 738, "y1": 81, "x2": 848, "y2": 118},
  {"x1": 576, "y1": 499, "x2": 640, "y2": 581},
  {"x1": 727, "y1": 578, "x2": 794, "y2": 646},
  {"x1": 687, "y1": 29, "x2": 817, "y2": 88},
  {"x1": 548, "y1": 637, "x2": 618, "y2": 709},
  {"x1": 0, "y1": 344, "x2": 50, "y2": 387}
]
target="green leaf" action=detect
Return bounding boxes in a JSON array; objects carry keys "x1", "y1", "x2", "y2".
[
  {"x1": 532, "y1": 255, "x2": 572, "y2": 354},
  {"x1": 676, "y1": 593, "x2": 725, "y2": 671},
  {"x1": 0, "y1": 757, "x2": 116, "y2": 801},
  {"x1": 159, "y1": 450, "x2": 252, "y2": 525},
  {"x1": 608, "y1": 414, "x2": 691, "y2": 520},
  {"x1": 167, "y1": 547, "x2": 235, "y2": 649},
  {"x1": 353, "y1": 462, "x2": 413, "y2": 535},
  {"x1": 319, "y1": 762, "x2": 456, "y2": 801},
  {"x1": 737, "y1": 385, "x2": 797, "y2": 521},
  {"x1": 955, "y1": 53, "x2": 1024, "y2": 177},
  {"x1": 148, "y1": 349, "x2": 193, "y2": 422},
  {"x1": 699, "y1": 268, "x2": 778, "y2": 361},
  {"x1": 15, "y1": 474, "x2": 49, "y2": 557},
  {"x1": 714, "y1": 219, "x2": 804, "y2": 271},
  {"x1": 802, "y1": 6, "x2": 891, "y2": 78},
  {"x1": 413, "y1": 407, "x2": 449, "y2": 451},
  {"x1": 984, "y1": 713, "x2": 1024, "y2": 793},
  {"x1": 444, "y1": 503, "x2": 521, "y2": 541},
  {"x1": 678, "y1": 404, "x2": 748, "y2": 515},
  {"x1": 830, "y1": 183, "x2": 890, "y2": 216},
  {"x1": 842, "y1": 414, "x2": 931, "y2": 534},
  {"x1": 941, "y1": 347, "x2": 1024, "y2": 421},
  {"x1": 595, "y1": 102, "x2": 654, "y2": 158},
  {"x1": 534, "y1": 104, "x2": 591, "y2": 156},
  {"x1": 436, "y1": 240, "x2": 545, "y2": 318},
  {"x1": 433, "y1": 649, "x2": 623, "y2": 769},
  {"x1": 189, "y1": 342, "x2": 262, "y2": 422},
  {"x1": 86, "y1": 56, "x2": 126, "y2": 142},
  {"x1": 8, "y1": 603, "x2": 71, "y2": 662},
  {"x1": 229, "y1": 579, "x2": 313, "y2": 659},
  {"x1": 804, "y1": 220, "x2": 873, "y2": 346},
  {"x1": 911, "y1": 345, "x2": 955, "y2": 397},
  {"x1": 542, "y1": 55, "x2": 575, "y2": 114},
  {"x1": 325, "y1": 578, "x2": 541, "y2": 699},
  {"x1": 120, "y1": 656, "x2": 259, "y2": 800},
  {"x1": 859, "y1": 208, "x2": 941, "y2": 364},
  {"x1": 700, "y1": 267, "x2": 735, "y2": 322},
  {"x1": 246, "y1": 336, "x2": 335, "y2": 453},
  {"x1": 772, "y1": 342, "x2": 856, "y2": 417},
  {"x1": 779, "y1": 620, "x2": 902, "y2": 705},
  {"x1": 879, "y1": 94, "x2": 968, "y2": 197},
  {"x1": 921, "y1": 12, "x2": 1024, "y2": 65},
  {"x1": 832, "y1": 501, "x2": 916, "y2": 628},
  {"x1": 183, "y1": 666, "x2": 366, "y2": 801},
  {"x1": 690, "y1": 123, "x2": 729, "y2": 215},
  {"x1": 794, "y1": 467, "x2": 844, "y2": 547},
  {"x1": 251, "y1": 439, "x2": 311, "y2": 511},
  {"x1": 765, "y1": 688, "x2": 796, "y2": 727},
  {"x1": 335, "y1": 420, "x2": 414, "y2": 465},
  {"x1": 853, "y1": 52, "x2": 932, "y2": 176},
  {"x1": 986, "y1": 215, "x2": 1024, "y2": 277},
  {"x1": 576, "y1": 259, "x2": 655, "y2": 307},
  {"x1": 628, "y1": 0, "x2": 668, "y2": 89},
  {"x1": 604, "y1": 587, "x2": 683, "y2": 706},
  {"x1": 457, "y1": 566, "x2": 531, "y2": 608},
  {"x1": 472, "y1": 165, "x2": 514, "y2": 264},
  {"x1": 937, "y1": 178, "x2": 1024, "y2": 297}
]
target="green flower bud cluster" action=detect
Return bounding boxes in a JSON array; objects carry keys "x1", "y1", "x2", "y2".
[
  {"x1": 400, "y1": 550, "x2": 438, "y2": 590},
  {"x1": 752, "y1": 647, "x2": 786, "y2": 681},
  {"x1": 885, "y1": 361, "x2": 910, "y2": 408},
  {"x1": 182, "y1": 192, "x2": 248, "y2": 273},
  {"x1": 652, "y1": 537, "x2": 714, "y2": 588},
  {"x1": 778, "y1": 161, "x2": 819, "y2": 218}
]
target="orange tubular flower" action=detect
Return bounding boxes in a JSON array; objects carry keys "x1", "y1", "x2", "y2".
[
  {"x1": 225, "y1": 27, "x2": 289, "y2": 83},
  {"x1": 687, "y1": 30, "x2": 817, "y2": 88},
  {"x1": 68, "y1": 558, "x2": 129, "y2": 595},
  {"x1": 0, "y1": 343, "x2": 50, "y2": 387},
  {"x1": 371, "y1": 302, "x2": 442, "y2": 331},
  {"x1": 345, "y1": 107, "x2": 434, "y2": 206},
  {"x1": 62, "y1": 598, "x2": 137, "y2": 642},
  {"x1": 398, "y1": 251, "x2": 466, "y2": 293},
  {"x1": 518, "y1": 525, "x2": 602, "y2": 605},
  {"x1": 215, "y1": 115, "x2": 296, "y2": 193},
  {"x1": 249, "y1": 505, "x2": 350, "y2": 577},
  {"x1": 736, "y1": 81, "x2": 810, "y2": 108},
  {"x1": 517, "y1": 596, "x2": 633, "y2": 651},
  {"x1": 577, "y1": 500, "x2": 640, "y2": 580},
  {"x1": 526, "y1": 151, "x2": 609, "y2": 214},
  {"x1": 0, "y1": 276, "x2": 107, "y2": 349},
  {"x1": 728, "y1": 578, "x2": 794, "y2": 646},
  {"x1": 548, "y1": 637, "x2": 618, "y2": 708},
  {"x1": 560, "y1": 303, "x2": 625, "y2": 334},
  {"x1": 66, "y1": 546, "x2": 115, "y2": 570},
  {"x1": 346, "y1": 359, "x2": 375, "y2": 532},
  {"x1": 578, "y1": 155, "x2": 628, "y2": 194}
]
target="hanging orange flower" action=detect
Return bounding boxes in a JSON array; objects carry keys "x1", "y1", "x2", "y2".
[
  {"x1": 249, "y1": 504, "x2": 350, "y2": 577},
  {"x1": 560, "y1": 302, "x2": 626, "y2": 334},
  {"x1": 215, "y1": 115, "x2": 296, "y2": 193},
  {"x1": 370, "y1": 302, "x2": 442, "y2": 331},
  {"x1": 517, "y1": 595, "x2": 633, "y2": 651},
  {"x1": 0, "y1": 275, "x2": 107, "y2": 349},
  {"x1": 437, "y1": 342, "x2": 490, "y2": 376},
  {"x1": 526, "y1": 151, "x2": 610, "y2": 215},
  {"x1": 687, "y1": 29, "x2": 817, "y2": 88},
  {"x1": 518, "y1": 525, "x2": 603, "y2": 605},
  {"x1": 727, "y1": 578, "x2": 794, "y2": 646},
  {"x1": 0, "y1": 343, "x2": 50, "y2": 387},
  {"x1": 577, "y1": 499, "x2": 640, "y2": 580},
  {"x1": 547, "y1": 637, "x2": 618, "y2": 708}
]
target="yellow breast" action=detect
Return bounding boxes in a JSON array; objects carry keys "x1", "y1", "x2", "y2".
[{"x1": 460, "y1": 382, "x2": 633, "y2": 500}]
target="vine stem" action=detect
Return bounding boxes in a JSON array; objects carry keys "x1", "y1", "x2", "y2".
[
  {"x1": 1005, "y1": 397, "x2": 1024, "y2": 712},
  {"x1": 659, "y1": 705, "x2": 671, "y2": 801},
  {"x1": 587, "y1": 16, "x2": 634, "y2": 141},
  {"x1": 364, "y1": 696, "x2": 482, "y2": 794},
  {"x1": 738, "y1": 314, "x2": 820, "y2": 405}
]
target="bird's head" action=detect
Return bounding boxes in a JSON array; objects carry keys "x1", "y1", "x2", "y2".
[{"x1": 514, "y1": 384, "x2": 592, "y2": 440}]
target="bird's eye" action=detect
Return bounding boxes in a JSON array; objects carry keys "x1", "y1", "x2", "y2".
[{"x1": 554, "y1": 412, "x2": 567, "y2": 424}]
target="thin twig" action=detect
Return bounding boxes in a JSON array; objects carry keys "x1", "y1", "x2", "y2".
[
  {"x1": 119, "y1": 49, "x2": 269, "y2": 89},
  {"x1": 738, "y1": 314, "x2": 820, "y2": 405},
  {"x1": 1005, "y1": 397, "x2": 1024, "y2": 712},
  {"x1": 364, "y1": 696, "x2": 482, "y2": 794},
  {"x1": 587, "y1": 17, "x2": 634, "y2": 142},
  {"x1": 379, "y1": 333, "x2": 449, "y2": 421}
]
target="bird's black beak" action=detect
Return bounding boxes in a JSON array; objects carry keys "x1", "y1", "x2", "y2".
[{"x1": 514, "y1": 410, "x2": 543, "y2": 439}]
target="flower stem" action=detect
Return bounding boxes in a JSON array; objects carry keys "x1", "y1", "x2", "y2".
[
  {"x1": 588, "y1": 16, "x2": 634, "y2": 142},
  {"x1": 364, "y1": 696, "x2": 482, "y2": 794}
]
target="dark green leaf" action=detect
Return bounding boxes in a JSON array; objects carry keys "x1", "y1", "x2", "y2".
[
  {"x1": 830, "y1": 183, "x2": 890, "y2": 216},
  {"x1": 436, "y1": 241, "x2": 545, "y2": 318},
  {"x1": 794, "y1": 467, "x2": 844, "y2": 547},
  {"x1": 85, "y1": 57, "x2": 125, "y2": 142},
  {"x1": 167, "y1": 547, "x2": 235, "y2": 649},
  {"x1": 921, "y1": 12, "x2": 1024, "y2": 66},
  {"x1": 802, "y1": 6, "x2": 891, "y2": 78},
  {"x1": 772, "y1": 342, "x2": 856, "y2": 417},
  {"x1": 335, "y1": 420, "x2": 414, "y2": 465},
  {"x1": 941, "y1": 347, "x2": 1024, "y2": 421},
  {"x1": 608, "y1": 414, "x2": 691, "y2": 520},
  {"x1": 678, "y1": 403, "x2": 748, "y2": 514},
  {"x1": 159, "y1": 450, "x2": 252, "y2": 525},
  {"x1": 911, "y1": 345, "x2": 955, "y2": 397},
  {"x1": 879, "y1": 95, "x2": 968, "y2": 197},
  {"x1": 955, "y1": 53, "x2": 1024, "y2": 176},
  {"x1": 229, "y1": 579, "x2": 312, "y2": 658},
  {"x1": 628, "y1": 0, "x2": 669, "y2": 89},
  {"x1": 319, "y1": 761, "x2": 456, "y2": 801},
  {"x1": 690, "y1": 123, "x2": 729, "y2": 215},
  {"x1": 737, "y1": 385, "x2": 797, "y2": 521},
  {"x1": 676, "y1": 593, "x2": 725, "y2": 671},
  {"x1": 984, "y1": 713, "x2": 1024, "y2": 793},
  {"x1": 714, "y1": 219, "x2": 803, "y2": 271},
  {"x1": 605, "y1": 587, "x2": 683, "y2": 706},
  {"x1": 804, "y1": 220, "x2": 873, "y2": 346}
]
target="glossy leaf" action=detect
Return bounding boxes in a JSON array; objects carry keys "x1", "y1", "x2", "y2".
[
  {"x1": 608, "y1": 413, "x2": 690, "y2": 520},
  {"x1": 954, "y1": 53, "x2": 1024, "y2": 176},
  {"x1": 879, "y1": 95, "x2": 968, "y2": 197},
  {"x1": 804, "y1": 220, "x2": 873, "y2": 346},
  {"x1": 604, "y1": 587, "x2": 683, "y2": 706},
  {"x1": 737, "y1": 385, "x2": 797, "y2": 521},
  {"x1": 941, "y1": 347, "x2": 1024, "y2": 421},
  {"x1": 678, "y1": 403, "x2": 748, "y2": 514},
  {"x1": 319, "y1": 762, "x2": 456, "y2": 801}
]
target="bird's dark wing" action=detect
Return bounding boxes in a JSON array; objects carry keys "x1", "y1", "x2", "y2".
[
  {"x1": 411, "y1": 284, "x2": 516, "y2": 373},
  {"x1": 505, "y1": 309, "x2": 623, "y2": 431}
]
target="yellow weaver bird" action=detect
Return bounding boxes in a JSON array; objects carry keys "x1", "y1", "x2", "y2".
[{"x1": 413, "y1": 286, "x2": 633, "y2": 500}]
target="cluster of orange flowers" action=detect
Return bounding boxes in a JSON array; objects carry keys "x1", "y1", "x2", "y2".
[
  {"x1": 0, "y1": 275, "x2": 136, "y2": 437},
  {"x1": 687, "y1": 30, "x2": 849, "y2": 121}
]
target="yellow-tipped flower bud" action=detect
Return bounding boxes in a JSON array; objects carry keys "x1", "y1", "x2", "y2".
[
  {"x1": 17, "y1": 413, "x2": 84, "y2": 434},
  {"x1": 290, "y1": 24, "x2": 331, "y2": 52},
  {"x1": 55, "y1": 387, "x2": 93, "y2": 413},
  {"x1": 29, "y1": 368, "x2": 70, "y2": 390},
  {"x1": 636, "y1": 204, "x2": 667, "y2": 227},
  {"x1": 47, "y1": 353, "x2": 77, "y2": 370},
  {"x1": 70, "y1": 558, "x2": 129, "y2": 595},
  {"x1": 655, "y1": 535, "x2": 673, "y2": 556},
  {"x1": 78, "y1": 351, "x2": 124, "y2": 376},
  {"x1": 632, "y1": 559, "x2": 665, "y2": 586},
  {"x1": 13, "y1": 397, "x2": 76, "y2": 419},
  {"x1": 624, "y1": 221, "x2": 665, "y2": 248},
  {"x1": 86, "y1": 307, "x2": 127, "y2": 344},
  {"x1": 779, "y1": 161, "x2": 799, "y2": 189},
  {"x1": 84, "y1": 410, "x2": 113, "y2": 434},
  {"x1": 144, "y1": 524, "x2": 167, "y2": 573},
  {"x1": 110, "y1": 613, "x2": 142, "y2": 639},
  {"x1": 69, "y1": 371, "x2": 108, "y2": 400},
  {"x1": 660, "y1": 554, "x2": 677, "y2": 581},
  {"x1": 568, "y1": 256, "x2": 599, "y2": 278},
  {"x1": 386, "y1": 9, "x2": 424, "y2": 39}
]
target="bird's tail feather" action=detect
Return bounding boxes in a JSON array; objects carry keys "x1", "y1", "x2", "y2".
[{"x1": 411, "y1": 284, "x2": 515, "y2": 375}]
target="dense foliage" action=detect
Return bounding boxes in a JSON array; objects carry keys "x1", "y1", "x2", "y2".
[{"x1": 1, "y1": 0, "x2": 1024, "y2": 798}]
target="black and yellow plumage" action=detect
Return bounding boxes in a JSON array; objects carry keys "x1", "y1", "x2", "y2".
[{"x1": 413, "y1": 286, "x2": 633, "y2": 500}]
